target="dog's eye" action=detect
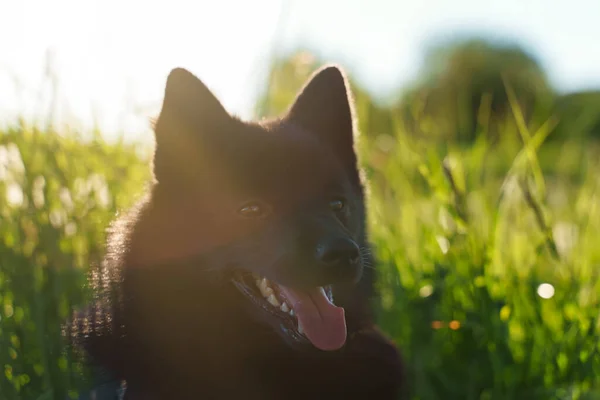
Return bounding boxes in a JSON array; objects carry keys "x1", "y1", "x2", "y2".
[
  {"x1": 329, "y1": 198, "x2": 345, "y2": 212},
  {"x1": 238, "y1": 201, "x2": 270, "y2": 219}
]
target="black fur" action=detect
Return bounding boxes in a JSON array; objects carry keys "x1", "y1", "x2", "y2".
[{"x1": 72, "y1": 65, "x2": 404, "y2": 399}]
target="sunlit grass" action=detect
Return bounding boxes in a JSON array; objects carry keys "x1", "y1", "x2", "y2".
[
  {"x1": 0, "y1": 97, "x2": 599, "y2": 399},
  {"x1": 365, "y1": 97, "x2": 600, "y2": 398},
  {"x1": 0, "y1": 124, "x2": 149, "y2": 399}
]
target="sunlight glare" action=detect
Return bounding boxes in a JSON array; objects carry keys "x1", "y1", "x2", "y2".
[{"x1": 537, "y1": 283, "x2": 555, "y2": 299}]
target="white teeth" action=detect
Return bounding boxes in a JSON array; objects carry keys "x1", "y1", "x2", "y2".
[
  {"x1": 298, "y1": 321, "x2": 304, "y2": 334},
  {"x1": 260, "y1": 277, "x2": 269, "y2": 291},
  {"x1": 267, "y1": 294, "x2": 280, "y2": 307},
  {"x1": 258, "y1": 278, "x2": 269, "y2": 290},
  {"x1": 253, "y1": 276, "x2": 298, "y2": 316},
  {"x1": 257, "y1": 278, "x2": 274, "y2": 297},
  {"x1": 320, "y1": 286, "x2": 334, "y2": 303}
]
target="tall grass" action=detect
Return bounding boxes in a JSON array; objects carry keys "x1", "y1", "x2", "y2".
[
  {"x1": 364, "y1": 96, "x2": 600, "y2": 398},
  {"x1": 0, "y1": 97, "x2": 599, "y2": 399},
  {"x1": 0, "y1": 124, "x2": 149, "y2": 399}
]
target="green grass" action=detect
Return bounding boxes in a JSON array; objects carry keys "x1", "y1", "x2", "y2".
[
  {"x1": 365, "y1": 124, "x2": 600, "y2": 399},
  {"x1": 0, "y1": 124, "x2": 149, "y2": 399},
  {"x1": 1, "y1": 102, "x2": 600, "y2": 399}
]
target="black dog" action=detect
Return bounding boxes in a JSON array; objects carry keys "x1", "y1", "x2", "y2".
[{"x1": 72, "y1": 65, "x2": 404, "y2": 399}]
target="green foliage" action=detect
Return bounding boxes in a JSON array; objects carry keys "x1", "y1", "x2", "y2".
[
  {"x1": 555, "y1": 91, "x2": 600, "y2": 140},
  {"x1": 0, "y1": 124, "x2": 150, "y2": 399},
  {"x1": 398, "y1": 38, "x2": 555, "y2": 143},
  {"x1": 366, "y1": 126, "x2": 600, "y2": 399}
]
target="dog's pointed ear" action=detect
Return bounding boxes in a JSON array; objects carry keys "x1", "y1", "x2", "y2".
[
  {"x1": 153, "y1": 68, "x2": 231, "y2": 183},
  {"x1": 159, "y1": 68, "x2": 229, "y2": 125},
  {"x1": 286, "y1": 65, "x2": 358, "y2": 175}
]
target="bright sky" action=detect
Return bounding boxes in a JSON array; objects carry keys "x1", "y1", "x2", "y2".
[{"x1": 1, "y1": 0, "x2": 599, "y2": 142}]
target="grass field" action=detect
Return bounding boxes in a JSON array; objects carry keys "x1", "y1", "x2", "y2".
[{"x1": 1, "y1": 89, "x2": 600, "y2": 399}]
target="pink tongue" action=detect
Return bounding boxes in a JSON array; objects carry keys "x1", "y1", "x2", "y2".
[{"x1": 278, "y1": 286, "x2": 347, "y2": 351}]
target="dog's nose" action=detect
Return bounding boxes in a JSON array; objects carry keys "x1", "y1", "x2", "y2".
[{"x1": 316, "y1": 238, "x2": 361, "y2": 267}]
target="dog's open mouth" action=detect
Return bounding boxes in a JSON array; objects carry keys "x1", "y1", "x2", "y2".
[{"x1": 232, "y1": 272, "x2": 347, "y2": 351}]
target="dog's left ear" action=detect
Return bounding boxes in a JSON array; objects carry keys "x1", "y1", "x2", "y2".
[{"x1": 286, "y1": 65, "x2": 358, "y2": 176}]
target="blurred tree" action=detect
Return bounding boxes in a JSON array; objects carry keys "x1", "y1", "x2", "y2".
[
  {"x1": 554, "y1": 90, "x2": 600, "y2": 140},
  {"x1": 256, "y1": 41, "x2": 600, "y2": 147},
  {"x1": 398, "y1": 38, "x2": 555, "y2": 142}
]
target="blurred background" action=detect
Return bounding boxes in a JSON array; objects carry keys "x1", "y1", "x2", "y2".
[{"x1": 1, "y1": 0, "x2": 600, "y2": 398}]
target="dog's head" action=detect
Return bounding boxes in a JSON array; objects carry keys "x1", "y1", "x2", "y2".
[{"x1": 128, "y1": 66, "x2": 369, "y2": 352}]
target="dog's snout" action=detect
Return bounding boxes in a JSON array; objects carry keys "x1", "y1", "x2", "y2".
[{"x1": 316, "y1": 238, "x2": 360, "y2": 267}]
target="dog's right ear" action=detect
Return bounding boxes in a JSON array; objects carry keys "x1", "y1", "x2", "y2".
[
  {"x1": 286, "y1": 65, "x2": 360, "y2": 185},
  {"x1": 152, "y1": 68, "x2": 231, "y2": 183}
]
